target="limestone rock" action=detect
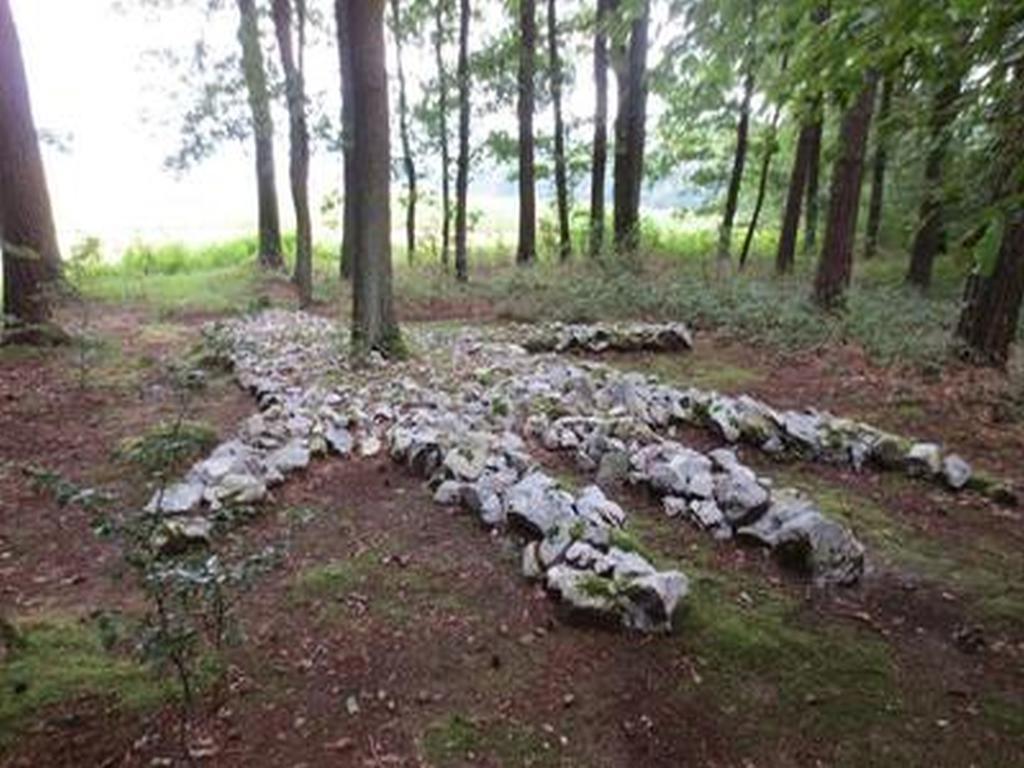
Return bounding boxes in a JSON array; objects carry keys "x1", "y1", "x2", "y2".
[
  {"x1": 737, "y1": 491, "x2": 864, "y2": 586},
  {"x1": 942, "y1": 454, "x2": 972, "y2": 490}
]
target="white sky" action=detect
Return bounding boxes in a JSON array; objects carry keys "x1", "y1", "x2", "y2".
[{"x1": 10, "y1": 0, "x2": 675, "y2": 259}]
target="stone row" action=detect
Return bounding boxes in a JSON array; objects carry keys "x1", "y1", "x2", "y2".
[
  {"x1": 517, "y1": 323, "x2": 1011, "y2": 503},
  {"x1": 523, "y1": 322, "x2": 694, "y2": 355}
]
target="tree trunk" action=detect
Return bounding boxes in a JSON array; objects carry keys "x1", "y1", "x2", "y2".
[
  {"x1": 236, "y1": 0, "x2": 284, "y2": 270},
  {"x1": 717, "y1": 0, "x2": 758, "y2": 269},
  {"x1": 955, "y1": 66, "x2": 1024, "y2": 367},
  {"x1": 390, "y1": 0, "x2": 417, "y2": 265},
  {"x1": 612, "y1": 0, "x2": 650, "y2": 253},
  {"x1": 813, "y1": 72, "x2": 879, "y2": 310},
  {"x1": 547, "y1": 0, "x2": 571, "y2": 262},
  {"x1": 588, "y1": 0, "x2": 611, "y2": 258},
  {"x1": 864, "y1": 74, "x2": 894, "y2": 259},
  {"x1": 717, "y1": 66, "x2": 754, "y2": 268},
  {"x1": 0, "y1": 0, "x2": 63, "y2": 342},
  {"x1": 803, "y1": 115, "x2": 822, "y2": 254},
  {"x1": 340, "y1": 0, "x2": 400, "y2": 354},
  {"x1": 775, "y1": 117, "x2": 817, "y2": 274},
  {"x1": 272, "y1": 0, "x2": 313, "y2": 308},
  {"x1": 516, "y1": 0, "x2": 537, "y2": 265},
  {"x1": 802, "y1": 5, "x2": 828, "y2": 256},
  {"x1": 739, "y1": 102, "x2": 782, "y2": 270},
  {"x1": 433, "y1": 0, "x2": 453, "y2": 270},
  {"x1": 454, "y1": 0, "x2": 471, "y2": 282},
  {"x1": 906, "y1": 76, "x2": 962, "y2": 289},
  {"x1": 335, "y1": 0, "x2": 355, "y2": 280}
]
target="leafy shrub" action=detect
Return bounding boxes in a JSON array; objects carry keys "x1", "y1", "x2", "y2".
[{"x1": 116, "y1": 420, "x2": 218, "y2": 478}]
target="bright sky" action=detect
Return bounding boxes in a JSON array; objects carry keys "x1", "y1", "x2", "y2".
[
  {"x1": 11, "y1": 0, "x2": 675, "y2": 260},
  {"x1": 12, "y1": 0, "x2": 309, "y2": 255}
]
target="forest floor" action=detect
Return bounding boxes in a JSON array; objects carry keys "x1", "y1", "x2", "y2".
[{"x1": 1, "y1": 272, "x2": 1023, "y2": 767}]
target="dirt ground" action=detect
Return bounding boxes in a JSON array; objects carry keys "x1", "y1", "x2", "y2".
[{"x1": 1, "y1": 296, "x2": 1022, "y2": 767}]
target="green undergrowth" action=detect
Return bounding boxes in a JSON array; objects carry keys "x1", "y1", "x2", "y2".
[
  {"x1": 0, "y1": 617, "x2": 171, "y2": 749},
  {"x1": 69, "y1": 218, "x2": 1022, "y2": 370},
  {"x1": 81, "y1": 264, "x2": 262, "y2": 316},
  {"x1": 421, "y1": 713, "x2": 559, "y2": 768},
  {"x1": 115, "y1": 419, "x2": 219, "y2": 478}
]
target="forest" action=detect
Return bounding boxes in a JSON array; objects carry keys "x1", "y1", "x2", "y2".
[{"x1": 1, "y1": 0, "x2": 1023, "y2": 766}]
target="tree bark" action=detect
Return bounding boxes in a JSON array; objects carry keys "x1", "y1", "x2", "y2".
[
  {"x1": 906, "y1": 76, "x2": 962, "y2": 289},
  {"x1": 454, "y1": 0, "x2": 470, "y2": 282},
  {"x1": 588, "y1": 0, "x2": 611, "y2": 258},
  {"x1": 335, "y1": 0, "x2": 355, "y2": 280},
  {"x1": 813, "y1": 72, "x2": 879, "y2": 310},
  {"x1": 775, "y1": 117, "x2": 817, "y2": 274},
  {"x1": 955, "y1": 66, "x2": 1024, "y2": 367},
  {"x1": 236, "y1": 0, "x2": 284, "y2": 270},
  {"x1": 612, "y1": 0, "x2": 650, "y2": 253},
  {"x1": 340, "y1": 0, "x2": 400, "y2": 354},
  {"x1": 433, "y1": 0, "x2": 453, "y2": 270},
  {"x1": 272, "y1": 0, "x2": 313, "y2": 307},
  {"x1": 864, "y1": 74, "x2": 894, "y2": 259},
  {"x1": 390, "y1": 0, "x2": 417, "y2": 265},
  {"x1": 516, "y1": 0, "x2": 537, "y2": 265},
  {"x1": 717, "y1": 67, "x2": 754, "y2": 267},
  {"x1": 739, "y1": 102, "x2": 782, "y2": 270},
  {"x1": 717, "y1": 0, "x2": 758, "y2": 269},
  {"x1": 547, "y1": 0, "x2": 571, "y2": 262},
  {"x1": 0, "y1": 0, "x2": 62, "y2": 342},
  {"x1": 803, "y1": 115, "x2": 823, "y2": 254}
]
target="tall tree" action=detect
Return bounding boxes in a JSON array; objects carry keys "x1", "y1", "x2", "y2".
[
  {"x1": 863, "y1": 73, "x2": 894, "y2": 259},
  {"x1": 547, "y1": 0, "x2": 571, "y2": 261},
  {"x1": 775, "y1": 105, "x2": 820, "y2": 274},
  {"x1": 390, "y1": 0, "x2": 418, "y2": 264},
  {"x1": 716, "y1": 0, "x2": 758, "y2": 269},
  {"x1": 271, "y1": 0, "x2": 313, "y2": 307},
  {"x1": 454, "y1": 0, "x2": 471, "y2": 281},
  {"x1": 339, "y1": 0, "x2": 400, "y2": 353},
  {"x1": 612, "y1": 0, "x2": 650, "y2": 252},
  {"x1": 803, "y1": 112, "x2": 823, "y2": 254},
  {"x1": 739, "y1": 96, "x2": 783, "y2": 270},
  {"x1": 336, "y1": 0, "x2": 356, "y2": 280},
  {"x1": 906, "y1": 61, "x2": 964, "y2": 289},
  {"x1": 813, "y1": 72, "x2": 880, "y2": 309},
  {"x1": 0, "y1": 0, "x2": 63, "y2": 343},
  {"x1": 955, "y1": 63, "x2": 1024, "y2": 367},
  {"x1": 516, "y1": 0, "x2": 537, "y2": 265},
  {"x1": 433, "y1": 0, "x2": 453, "y2": 270},
  {"x1": 588, "y1": 0, "x2": 611, "y2": 257},
  {"x1": 236, "y1": 0, "x2": 285, "y2": 269}
]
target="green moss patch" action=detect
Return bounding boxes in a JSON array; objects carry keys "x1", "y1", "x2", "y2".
[
  {"x1": 0, "y1": 618, "x2": 169, "y2": 749},
  {"x1": 422, "y1": 713, "x2": 558, "y2": 767}
]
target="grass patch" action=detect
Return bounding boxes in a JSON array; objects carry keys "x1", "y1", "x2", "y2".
[
  {"x1": 0, "y1": 618, "x2": 169, "y2": 749},
  {"x1": 611, "y1": 351, "x2": 763, "y2": 392},
  {"x1": 291, "y1": 550, "x2": 469, "y2": 624},
  {"x1": 422, "y1": 713, "x2": 558, "y2": 768},
  {"x1": 81, "y1": 264, "x2": 263, "y2": 316},
  {"x1": 292, "y1": 553, "x2": 379, "y2": 598},
  {"x1": 608, "y1": 527, "x2": 653, "y2": 560}
]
